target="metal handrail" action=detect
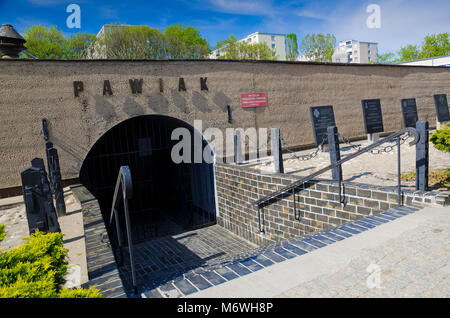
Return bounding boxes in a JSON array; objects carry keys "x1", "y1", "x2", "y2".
[
  {"x1": 109, "y1": 166, "x2": 137, "y2": 295},
  {"x1": 253, "y1": 127, "x2": 420, "y2": 232}
]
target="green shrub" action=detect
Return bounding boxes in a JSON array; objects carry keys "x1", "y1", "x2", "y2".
[
  {"x1": 0, "y1": 224, "x2": 5, "y2": 242},
  {"x1": 0, "y1": 231, "x2": 101, "y2": 298},
  {"x1": 430, "y1": 123, "x2": 450, "y2": 152}
]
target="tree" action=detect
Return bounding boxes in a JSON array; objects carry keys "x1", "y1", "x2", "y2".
[
  {"x1": 376, "y1": 52, "x2": 398, "y2": 64},
  {"x1": 397, "y1": 44, "x2": 421, "y2": 62},
  {"x1": 163, "y1": 24, "x2": 209, "y2": 59},
  {"x1": 217, "y1": 35, "x2": 276, "y2": 60},
  {"x1": 23, "y1": 25, "x2": 94, "y2": 59},
  {"x1": 23, "y1": 25, "x2": 65, "y2": 59},
  {"x1": 420, "y1": 32, "x2": 450, "y2": 58},
  {"x1": 63, "y1": 32, "x2": 96, "y2": 59},
  {"x1": 299, "y1": 33, "x2": 336, "y2": 62},
  {"x1": 93, "y1": 25, "x2": 165, "y2": 59},
  {"x1": 286, "y1": 33, "x2": 299, "y2": 61}
]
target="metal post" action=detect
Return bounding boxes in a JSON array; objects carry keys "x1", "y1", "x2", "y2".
[
  {"x1": 271, "y1": 128, "x2": 284, "y2": 173},
  {"x1": 292, "y1": 188, "x2": 298, "y2": 220},
  {"x1": 415, "y1": 121, "x2": 429, "y2": 191},
  {"x1": 48, "y1": 147, "x2": 66, "y2": 216},
  {"x1": 327, "y1": 126, "x2": 342, "y2": 181},
  {"x1": 257, "y1": 205, "x2": 264, "y2": 233},
  {"x1": 234, "y1": 130, "x2": 243, "y2": 165},
  {"x1": 397, "y1": 137, "x2": 402, "y2": 206},
  {"x1": 123, "y1": 196, "x2": 137, "y2": 295}
]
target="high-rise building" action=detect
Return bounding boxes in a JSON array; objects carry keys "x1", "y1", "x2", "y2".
[
  {"x1": 209, "y1": 32, "x2": 287, "y2": 61},
  {"x1": 332, "y1": 40, "x2": 378, "y2": 64}
]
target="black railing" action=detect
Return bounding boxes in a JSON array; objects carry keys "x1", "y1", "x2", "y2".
[
  {"x1": 109, "y1": 166, "x2": 137, "y2": 294},
  {"x1": 253, "y1": 127, "x2": 420, "y2": 233}
]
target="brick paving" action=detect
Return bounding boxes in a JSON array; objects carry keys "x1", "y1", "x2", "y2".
[{"x1": 118, "y1": 223, "x2": 257, "y2": 295}]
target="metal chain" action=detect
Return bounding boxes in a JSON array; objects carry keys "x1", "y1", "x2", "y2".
[
  {"x1": 338, "y1": 132, "x2": 413, "y2": 155},
  {"x1": 338, "y1": 133, "x2": 363, "y2": 151},
  {"x1": 279, "y1": 133, "x2": 326, "y2": 162}
]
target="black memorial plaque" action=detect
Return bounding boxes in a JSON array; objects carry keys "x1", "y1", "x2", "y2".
[
  {"x1": 401, "y1": 98, "x2": 418, "y2": 128},
  {"x1": 310, "y1": 105, "x2": 336, "y2": 146},
  {"x1": 362, "y1": 99, "x2": 384, "y2": 134},
  {"x1": 434, "y1": 94, "x2": 450, "y2": 122}
]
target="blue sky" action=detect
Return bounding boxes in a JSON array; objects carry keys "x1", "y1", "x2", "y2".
[{"x1": 0, "y1": 0, "x2": 449, "y2": 53}]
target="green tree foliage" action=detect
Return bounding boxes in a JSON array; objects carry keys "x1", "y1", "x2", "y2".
[
  {"x1": 0, "y1": 231, "x2": 101, "y2": 298},
  {"x1": 421, "y1": 33, "x2": 450, "y2": 58},
  {"x1": 94, "y1": 25, "x2": 166, "y2": 59},
  {"x1": 397, "y1": 44, "x2": 421, "y2": 62},
  {"x1": 376, "y1": 52, "x2": 398, "y2": 64},
  {"x1": 216, "y1": 35, "x2": 276, "y2": 60},
  {"x1": 163, "y1": 23, "x2": 209, "y2": 59},
  {"x1": 93, "y1": 23, "x2": 209, "y2": 59},
  {"x1": 286, "y1": 33, "x2": 299, "y2": 61},
  {"x1": 430, "y1": 123, "x2": 450, "y2": 153},
  {"x1": 299, "y1": 33, "x2": 336, "y2": 62},
  {"x1": 23, "y1": 25, "x2": 65, "y2": 59},
  {"x1": 22, "y1": 25, "x2": 94, "y2": 59},
  {"x1": 63, "y1": 32, "x2": 96, "y2": 59},
  {"x1": 380, "y1": 32, "x2": 450, "y2": 64}
]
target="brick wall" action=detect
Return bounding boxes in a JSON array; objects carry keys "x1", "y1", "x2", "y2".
[{"x1": 215, "y1": 163, "x2": 440, "y2": 246}]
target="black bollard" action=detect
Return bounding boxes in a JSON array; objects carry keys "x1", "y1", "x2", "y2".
[
  {"x1": 415, "y1": 121, "x2": 429, "y2": 191},
  {"x1": 48, "y1": 147, "x2": 66, "y2": 216},
  {"x1": 271, "y1": 128, "x2": 284, "y2": 174},
  {"x1": 327, "y1": 126, "x2": 342, "y2": 181}
]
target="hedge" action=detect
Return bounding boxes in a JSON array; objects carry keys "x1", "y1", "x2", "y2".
[
  {"x1": 0, "y1": 230, "x2": 101, "y2": 298},
  {"x1": 430, "y1": 123, "x2": 450, "y2": 153}
]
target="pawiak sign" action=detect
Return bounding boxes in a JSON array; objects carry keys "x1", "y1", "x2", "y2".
[{"x1": 240, "y1": 92, "x2": 268, "y2": 108}]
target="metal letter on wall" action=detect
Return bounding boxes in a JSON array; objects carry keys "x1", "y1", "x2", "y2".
[
  {"x1": 73, "y1": 81, "x2": 84, "y2": 97},
  {"x1": 200, "y1": 77, "x2": 208, "y2": 91},
  {"x1": 129, "y1": 79, "x2": 143, "y2": 94},
  {"x1": 178, "y1": 78, "x2": 186, "y2": 91},
  {"x1": 103, "y1": 80, "x2": 113, "y2": 96}
]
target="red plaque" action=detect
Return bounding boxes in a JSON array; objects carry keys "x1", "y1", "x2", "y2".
[{"x1": 240, "y1": 92, "x2": 268, "y2": 108}]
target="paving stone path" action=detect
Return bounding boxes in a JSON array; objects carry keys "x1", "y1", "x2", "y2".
[
  {"x1": 277, "y1": 206, "x2": 450, "y2": 298},
  {"x1": 190, "y1": 205, "x2": 450, "y2": 298}
]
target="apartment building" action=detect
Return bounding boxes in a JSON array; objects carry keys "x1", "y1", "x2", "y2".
[
  {"x1": 332, "y1": 40, "x2": 378, "y2": 63},
  {"x1": 209, "y1": 32, "x2": 287, "y2": 61}
]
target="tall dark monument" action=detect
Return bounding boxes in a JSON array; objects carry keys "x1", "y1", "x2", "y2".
[{"x1": 0, "y1": 24, "x2": 26, "y2": 58}]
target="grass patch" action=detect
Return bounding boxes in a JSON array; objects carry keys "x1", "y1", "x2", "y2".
[{"x1": 400, "y1": 168, "x2": 450, "y2": 189}]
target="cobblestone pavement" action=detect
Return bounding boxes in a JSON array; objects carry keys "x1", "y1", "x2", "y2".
[
  {"x1": 277, "y1": 207, "x2": 450, "y2": 298},
  {"x1": 255, "y1": 137, "x2": 450, "y2": 188}
]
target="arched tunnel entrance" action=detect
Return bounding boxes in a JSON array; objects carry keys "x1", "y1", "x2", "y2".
[{"x1": 79, "y1": 115, "x2": 216, "y2": 243}]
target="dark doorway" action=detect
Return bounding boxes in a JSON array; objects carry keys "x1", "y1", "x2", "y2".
[{"x1": 79, "y1": 115, "x2": 216, "y2": 244}]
